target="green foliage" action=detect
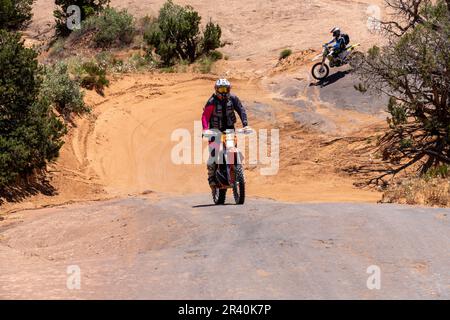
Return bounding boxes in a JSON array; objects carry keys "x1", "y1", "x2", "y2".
[
  {"x1": 354, "y1": 83, "x2": 367, "y2": 93},
  {"x1": 208, "y1": 50, "x2": 223, "y2": 61},
  {"x1": 138, "y1": 15, "x2": 154, "y2": 30},
  {"x1": 160, "y1": 66, "x2": 176, "y2": 73},
  {"x1": 49, "y1": 38, "x2": 66, "y2": 57},
  {"x1": 64, "y1": 56, "x2": 109, "y2": 93},
  {"x1": 54, "y1": 0, "x2": 110, "y2": 36},
  {"x1": 144, "y1": 0, "x2": 200, "y2": 65},
  {"x1": 279, "y1": 49, "x2": 292, "y2": 60},
  {"x1": 95, "y1": 51, "x2": 154, "y2": 73},
  {"x1": 144, "y1": 0, "x2": 222, "y2": 66},
  {"x1": 0, "y1": 0, "x2": 33, "y2": 31},
  {"x1": 127, "y1": 53, "x2": 151, "y2": 70},
  {"x1": 367, "y1": 45, "x2": 380, "y2": 59},
  {"x1": 0, "y1": 30, "x2": 66, "y2": 188},
  {"x1": 65, "y1": 55, "x2": 85, "y2": 76},
  {"x1": 202, "y1": 20, "x2": 222, "y2": 53},
  {"x1": 356, "y1": 0, "x2": 450, "y2": 174},
  {"x1": 197, "y1": 56, "x2": 213, "y2": 74},
  {"x1": 40, "y1": 62, "x2": 89, "y2": 118},
  {"x1": 80, "y1": 7, "x2": 135, "y2": 48},
  {"x1": 386, "y1": 97, "x2": 407, "y2": 127},
  {"x1": 95, "y1": 51, "x2": 120, "y2": 69},
  {"x1": 76, "y1": 60, "x2": 110, "y2": 95},
  {"x1": 399, "y1": 138, "x2": 413, "y2": 149},
  {"x1": 425, "y1": 164, "x2": 450, "y2": 178}
]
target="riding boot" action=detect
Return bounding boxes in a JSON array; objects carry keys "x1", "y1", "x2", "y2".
[{"x1": 207, "y1": 164, "x2": 217, "y2": 187}]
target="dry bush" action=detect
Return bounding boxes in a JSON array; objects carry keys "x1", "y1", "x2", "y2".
[{"x1": 382, "y1": 177, "x2": 450, "y2": 206}]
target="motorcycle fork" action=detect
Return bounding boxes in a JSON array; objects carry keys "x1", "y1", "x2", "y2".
[
  {"x1": 225, "y1": 150, "x2": 238, "y2": 185},
  {"x1": 224, "y1": 138, "x2": 241, "y2": 186},
  {"x1": 321, "y1": 56, "x2": 327, "y2": 68}
]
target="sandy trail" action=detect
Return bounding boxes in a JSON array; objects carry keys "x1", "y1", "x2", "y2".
[{"x1": 71, "y1": 69, "x2": 381, "y2": 202}]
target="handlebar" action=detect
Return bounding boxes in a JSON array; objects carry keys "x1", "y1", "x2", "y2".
[
  {"x1": 235, "y1": 128, "x2": 254, "y2": 134},
  {"x1": 202, "y1": 127, "x2": 254, "y2": 138},
  {"x1": 202, "y1": 130, "x2": 219, "y2": 138}
]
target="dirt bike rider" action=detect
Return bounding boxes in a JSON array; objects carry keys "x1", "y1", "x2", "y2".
[
  {"x1": 201, "y1": 79, "x2": 250, "y2": 187},
  {"x1": 326, "y1": 27, "x2": 348, "y2": 62}
]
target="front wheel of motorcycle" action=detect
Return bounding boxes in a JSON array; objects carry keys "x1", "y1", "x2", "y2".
[
  {"x1": 311, "y1": 63, "x2": 329, "y2": 80},
  {"x1": 233, "y1": 165, "x2": 245, "y2": 205},
  {"x1": 212, "y1": 188, "x2": 226, "y2": 205}
]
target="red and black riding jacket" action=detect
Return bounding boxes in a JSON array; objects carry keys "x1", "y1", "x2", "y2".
[{"x1": 201, "y1": 94, "x2": 248, "y2": 131}]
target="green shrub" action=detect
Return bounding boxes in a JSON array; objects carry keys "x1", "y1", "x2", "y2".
[
  {"x1": 176, "y1": 59, "x2": 189, "y2": 73},
  {"x1": 110, "y1": 60, "x2": 125, "y2": 72},
  {"x1": 144, "y1": 0, "x2": 222, "y2": 66},
  {"x1": 0, "y1": 0, "x2": 33, "y2": 31},
  {"x1": 76, "y1": 61, "x2": 109, "y2": 95},
  {"x1": 95, "y1": 51, "x2": 153, "y2": 73},
  {"x1": 127, "y1": 53, "x2": 150, "y2": 70},
  {"x1": 54, "y1": 0, "x2": 110, "y2": 36},
  {"x1": 160, "y1": 66, "x2": 176, "y2": 73},
  {"x1": 48, "y1": 38, "x2": 66, "y2": 57},
  {"x1": 137, "y1": 15, "x2": 155, "y2": 34},
  {"x1": 40, "y1": 62, "x2": 89, "y2": 119},
  {"x1": 197, "y1": 56, "x2": 213, "y2": 74},
  {"x1": 95, "y1": 51, "x2": 114, "y2": 67},
  {"x1": 95, "y1": 51, "x2": 121, "y2": 69},
  {"x1": 65, "y1": 56, "x2": 85, "y2": 77},
  {"x1": 144, "y1": 0, "x2": 200, "y2": 65},
  {"x1": 68, "y1": 57, "x2": 109, "y2": 94},
  {"x1": 202, "y1": 20, "x2": 222, "y2": 53},
  {"x1": 0, "y1": 30, "x2": 66, "y2": 188},
  {"x1": 354, "y1": 83, "x2": 367, "y2": 93},
  {"x1": 399, "y1": 138, "x2": 413, "y2": 149},
  {"x1": 279, "y1": 49, "x2": 292, "y2": 60},
  {"x1": 80, "y1": 7, "x2": 135, "y2": 48},
  {"x1": 208, "y1": 50, "x2": 223, "y2": 61},
  {"x1": 425, "y1": 165, "x2": 450, "y2": 179}
]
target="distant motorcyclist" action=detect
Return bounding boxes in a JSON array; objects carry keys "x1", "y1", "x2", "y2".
[
  {"x1": 326, "y1": 27, "x2": 349, "y2": 60},
  {"x1": 311, "y1": 27, "x2": 360, "y2": 80},
  {"x1": 201, "y1": 79, "x2": 250, "y2": 187}
]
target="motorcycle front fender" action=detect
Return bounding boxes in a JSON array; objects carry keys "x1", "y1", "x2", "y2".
[
  {"x1": 348, "y1": 43, "x2": 361, "y2": 51},
  {"x1": 225, "y1": 148, "x2": 243, "y2": 165},
  {"x1": 312, "y1": 54, "x2": 324, "y2": 61}
]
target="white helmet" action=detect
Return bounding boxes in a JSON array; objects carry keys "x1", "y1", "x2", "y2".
[
  {"x1": 215, "y1": 78, "x2": 231, "y2": 89},
  {"x1": 214, "y1": 78, "x2": 231, "y2": 97},
  {"x1": 330, "y1": 27, "x2": 341, "y2": 38}
]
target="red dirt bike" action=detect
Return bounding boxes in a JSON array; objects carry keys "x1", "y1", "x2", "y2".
[{"x1": 203, "y1": 127, "x2": 254, "y2": 205}]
